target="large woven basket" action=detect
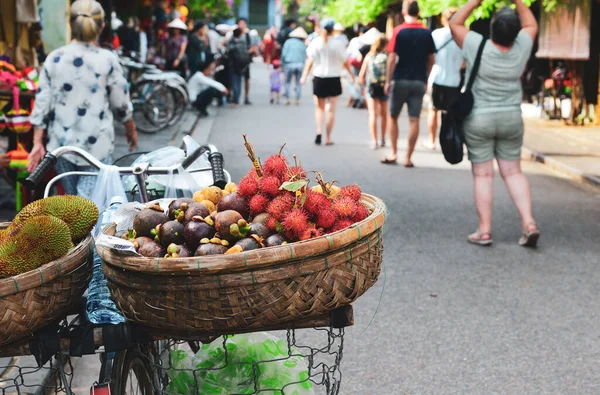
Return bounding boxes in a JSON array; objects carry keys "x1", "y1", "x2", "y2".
[
  {"x1": 99, "y1": 194, "x2": 386, "y2": 338},
  {"x1": 0, "y1": 224, "x2": 93, "y2": 347}
]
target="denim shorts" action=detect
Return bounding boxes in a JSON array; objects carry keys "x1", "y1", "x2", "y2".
[
  {"x1": 463, "y1": 110, "x2": 524, "y2": 163},
  {"x1": 389, "y1": 79, "x2": 426, "y2": 118}
]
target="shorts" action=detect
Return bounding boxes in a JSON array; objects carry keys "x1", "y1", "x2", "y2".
[
  {"x1": 313, "y1": 77, "x2": 342, "y2": 98},
  {"x1": 244, "y1": 67, "x2": 250, "y2": 79},
  {"x1": 431, "y1": 83, "x2": 460, "y2": 111},
  {"x1": 463, "y1": 110, "x2": 524, "y2": 163},
  {"x1": 366, "y1": 93, "x2": 388, "y2": 101},
  {"x1": 270, "y1": 87, "x2": 281, "y2": 93},
  {"x1": 389, "y1": 79, "x2": 426, "y2": 118}
]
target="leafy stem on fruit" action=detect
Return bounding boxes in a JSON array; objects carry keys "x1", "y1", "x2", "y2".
[{"x1": 243, "y1": 134, "x2": 263, "y2": 177}]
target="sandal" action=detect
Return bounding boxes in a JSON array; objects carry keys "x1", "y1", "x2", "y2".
[
  {"x1": 467, "y1": 231, "x2": 493, "y2": 246},
  {"x1": 518, "y1": 223, "x2": 540, "y2": 247},
  {"x1": 381, "y1": 157, "x2": 397, "y2": 165}
]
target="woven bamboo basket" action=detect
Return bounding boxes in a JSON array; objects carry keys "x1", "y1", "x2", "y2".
[
  {"x1": 0, "y1": 223, "x2": 93, "y2": 347},
  {"x1": 99, "y1": 194, "x2": 386, "y2": 338}
]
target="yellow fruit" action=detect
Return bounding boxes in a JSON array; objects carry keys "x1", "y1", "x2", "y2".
[
  {"x1": 193, "y1": 191, "x2": 206, "y2": 202},
  {"x1": 201, "y1": 200, "x2": 216, "y2": 213},
  {"x1": 222, "y1": 189, "x2": 230, "y2": 197},
  {"x1": 204, "y1": 186, "x2": 223, "y2": 204},
  {"x1": 311, "y1": 185, "x2": 323, "y2": 194},
  {"x1": 329, "y1": 185, "x2": 341, "y2": 199},
  {"x1": 11, "y1": 195, "x2": 98, "y2": 242},
  {"x1": 225, "y1": 182, "x2": 238, "y2": 194},
  {"x1": 0, "y1": 216, "x2": 74, "y2": 279}
]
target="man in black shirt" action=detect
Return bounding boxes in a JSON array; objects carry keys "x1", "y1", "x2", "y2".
[{"x1": 382, "y1": 0, "x2": 435, "y2": 167}]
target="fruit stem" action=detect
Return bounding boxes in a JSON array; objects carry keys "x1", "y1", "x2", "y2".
[{"x1": 243, "y1": 134, "x2": 263, "y2": 177}]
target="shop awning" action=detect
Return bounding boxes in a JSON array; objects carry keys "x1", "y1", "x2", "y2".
[{"x1": 536, "y1": 4, "x2": 591, "y2": 60}]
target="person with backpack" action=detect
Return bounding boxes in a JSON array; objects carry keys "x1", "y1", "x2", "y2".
[
  {"x1": 359, "y1": 36, "x2": 389, "y2": 149},
  {"x1": 424, "y1": 8, "x2": 463, "y2": 150},
  {"x1": 228, "y1": 27, "x2": 252, "y2": 106},
  {"x1": 234, "y1": 18, "x2": 259, "y2": 105}
]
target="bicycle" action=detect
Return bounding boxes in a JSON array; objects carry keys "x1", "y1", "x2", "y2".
[{"x1": 1, "y1": 139, "x2": 352, "y2": 395}]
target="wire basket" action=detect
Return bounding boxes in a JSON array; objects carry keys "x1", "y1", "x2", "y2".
[
  {"x1": 0, "y1": 355, "x2": 73, "y2": 395},
  {"x1": 120, "y1": 327, "x2": 345, "y2": 395}
]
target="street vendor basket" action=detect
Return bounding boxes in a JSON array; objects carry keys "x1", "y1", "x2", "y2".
[
  {"x1": 0, "y1": 224, "x2": 93, "y2": 347},
  {"x1": 99, "y1": 194, "x2": 386, "y2": 338}
]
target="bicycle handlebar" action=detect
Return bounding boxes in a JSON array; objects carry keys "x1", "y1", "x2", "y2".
[
  {"x1": 22, "y1": 153, "x2": 57, "y2": 190},
  {"x1": 209, "y1": 152, "x2": 227, "y2": 189}
]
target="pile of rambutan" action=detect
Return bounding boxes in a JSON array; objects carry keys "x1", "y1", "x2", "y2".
[{"x1": 239, "y1": 150, "x2": 370, "y2": 242}]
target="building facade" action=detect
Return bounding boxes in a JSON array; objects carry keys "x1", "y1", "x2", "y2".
[{"x1": 236, "y1": 0, "x2": 282, "y2": 30}]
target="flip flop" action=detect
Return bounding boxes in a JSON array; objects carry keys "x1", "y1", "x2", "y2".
[
  {"x1": 315, "y1": 135, "x2": 322, "y2": 145},
  {"x1": 518, "y1": 224, "x2": 540, "y2": 247},
  {"x1": 380, "y1": 158, "x2": 397, "y2": 165},
  {"x1": 404, "y1": 163, "x2": 415, "y2": 168},
  {"x1": 468, "y1": 232, "x2": 493, "y2": 246},
  {"x1": 325, "y1": 142, "x2": 335, "y2": 146}
]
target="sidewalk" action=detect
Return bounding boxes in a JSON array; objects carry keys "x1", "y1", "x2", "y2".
[{"x1": 521, "y1": 105, "x2": 600, "y2": 187}]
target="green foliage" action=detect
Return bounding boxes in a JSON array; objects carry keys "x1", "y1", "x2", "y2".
[
  {"x1": 188, "y1": 0, "x2": 241, "y2": 20},
  {"x1": 287, "y1": 0, "x2": 587, "y2": 27}
]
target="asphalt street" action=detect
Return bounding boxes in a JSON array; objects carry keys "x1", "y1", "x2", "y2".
[{"x1": 206, "y1": 63, "x2": 600, "y2": 394}]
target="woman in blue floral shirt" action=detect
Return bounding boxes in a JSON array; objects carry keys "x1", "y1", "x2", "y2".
[{"x1": 28, "y1": 0, "x2": 137, "y2": 197}]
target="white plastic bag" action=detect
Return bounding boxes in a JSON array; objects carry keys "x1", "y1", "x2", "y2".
[{"x1": 90, "y1": 165, "x2": 128, "y2": 214}]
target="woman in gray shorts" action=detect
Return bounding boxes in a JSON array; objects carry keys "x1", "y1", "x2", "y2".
[{"x1": 449, "y1": 0, "x2": 540, "y2": 247}]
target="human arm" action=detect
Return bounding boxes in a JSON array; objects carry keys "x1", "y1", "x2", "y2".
[
  {"x1": 344, "y1": 60, "x2": 355, "y2": 83},
  {"x1": 448, "y1": 0, "x2": 483, "y2": 48},
  {"x1": 27, "y1": 64, "x2": 53, "y2": 172},
  {"x1": 174, "y1": 38, "x2": 188, "y2": 67},
  {"x1": 358, "y1": 53, "x2": 371, "y2": 85},
  {"x1": 300, "y1": 58, "x2": 313, "y2": 85},
  {"x1": 384, "y1": 52, "x2": 397, "y2": 96},
  {"x1": 513, "y1": 0, "x2": 538, "y2": 41}
]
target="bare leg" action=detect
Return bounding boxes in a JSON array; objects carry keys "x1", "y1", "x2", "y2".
[
  {"x1": 325, "y1": 96, "x2": 339, "y2": 144},
  {"x1": 314, "y1": 96, "x2": 326, "y2": 137},
  {"x1": 244, "y1": 78, "x2": 250, "y2": 103},
  {"x1": 426, "y1": 108, "x2": 438, "y2": 149},
  {"x1": 472, "y1": 160, "x2": 495, "y2": 236},
  {"x1": 405, "y1": 117, "x2": 420, "y2": 166},
  {"x1": 385, "y1": 114, "x2": 399, "y2": 161},
  {"x1": 497, "y1": 159, "x2": 536, "y2": 229},
  {"x1": 366, "y1": 97, "x2": 377, "y2": 146},
  {"x1": 380, "y1": 100, "x2": 388, "y2": 143}
]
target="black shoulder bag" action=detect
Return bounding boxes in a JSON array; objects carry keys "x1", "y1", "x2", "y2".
[{"x1": 439, "y1": 38, "x2": 486, "y2": 165}]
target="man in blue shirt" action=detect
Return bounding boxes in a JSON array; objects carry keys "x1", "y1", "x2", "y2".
[{"x1": 382, "y1": 0, "x2": 436, "y2": 167}]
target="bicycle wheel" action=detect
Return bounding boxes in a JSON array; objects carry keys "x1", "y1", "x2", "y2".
[
  {"x1": 131, "y1": 81, "x2": 176, "y2": 134},
  {"x1": 166, "y1": 85, "x2": 188, "y2": 127},
  {"x1": 111, "y1": 346, "x2": 156, "y2": 395}
]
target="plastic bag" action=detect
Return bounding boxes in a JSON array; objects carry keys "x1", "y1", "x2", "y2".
[
  {"x1": 90, "y1": 165, "x2": 128, "y2": 214},
  {"x1": 164, "y1": 333, "x2": 315, "y2": 395}
]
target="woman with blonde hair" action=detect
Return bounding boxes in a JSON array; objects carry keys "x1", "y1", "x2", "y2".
[
  {"x1": 28, "y1": 0, "x2": 136, "y2": 198},
  {"x1": 301, "y1": 18, "x2": 354, "y2": 145},
  {"x1": 359, "y1": 35, "x2": 389, "y2": 149}
]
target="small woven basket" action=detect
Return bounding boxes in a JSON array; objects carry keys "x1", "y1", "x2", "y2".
[
  {"x1": 99, "y1": 194, "x2": 386, "y2": 339},
  {"x1": 0, "y1": 224, "x2": 93, "y2": 347}
]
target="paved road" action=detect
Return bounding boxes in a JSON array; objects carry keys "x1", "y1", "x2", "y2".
[{"x1": 206, "y1": 63, "x2": 600, "y2": 394}]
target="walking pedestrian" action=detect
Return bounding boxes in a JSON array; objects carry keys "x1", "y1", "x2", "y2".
[
  {"x1": 449, "y1": 0, "x2": 540, "y2": 247},
  {"x1": 187, "y1": 21, "x2": 210, "y2": 77},
  {"x1": 382, "y1": 0, "x2": 435, "y2": 167},
  {"x1": 27, "y1": 0, "x2": 137, "y2": 198},
  {"x1": 227, "y1": 27, "x2": 252, "y2": 106},
  {"x1": 281, "y1": 27, "x2": 308, "y2": 105},
  {"x1": 235, "y1": 18, "x2": 259, "y2": 105},
  {"x1": 164, "y1": 18, "x2": 188, "y2": 77},
  {"x1": 301, "y1": 18, "x2": 354, "y2": 145},
  {"x1": 261, "y1": 29, "x2": 276, "y2": 65},
  {"x1": 269, "y1": 60, "x2": 283, "y2": 104},
  {"x1": 359, "y1": 36, "x2": 389, "y2": 149},
  {"x1": 424, "y1": 8, "x2": 463, "y2": 150}
]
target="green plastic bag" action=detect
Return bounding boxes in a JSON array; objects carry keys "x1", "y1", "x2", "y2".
[{"x1": 164, "y1": 333, "x2": 315, "y2": 395}]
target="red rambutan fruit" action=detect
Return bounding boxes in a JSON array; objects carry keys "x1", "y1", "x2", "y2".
[
  {"x1": 266, "y1": 216, "x2": 278, "y2": 231},
  {"x1": 332, "y1": 196, "x2": 358, "y2": 219},
  {"x1": 352, "y1": 204, "x2": 369, "y2": 223},
  {"x1": 331, "y1": 219, "x2": 354, "y2": 233},
  {"x1": 258, "y1": 175, "x2": 281, "y2": 197},
  {"x1": 316, "y1": 208, "x2": 337, "y2": 230},
  {"x1": 287, "y1": 165, "x2": 306, "y2": 181},
  {"x1": 238, "y1": 175, "x2": 259, "y2": 197},
  {"x1": 267, "y1": 194, "x2": 295, "y2": 221},
  {"x1": 304, "y1": 190, "x2": 331, "y2": 216},
  {"x1": 249, "y1": 194, "x2": 269, "y2": 216},
  {"x1": 263, "y1": 154, "x2": 288, "y2": 179},
  {"x1": 340, "y1": 184, "x2": 362, "y2": 202},
  {"x1": 299, "y1": 225, "x2": 323, "y2": 241},
  {"x1": 282, "y1": 209, "x2": 309, "y2": 239}
]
